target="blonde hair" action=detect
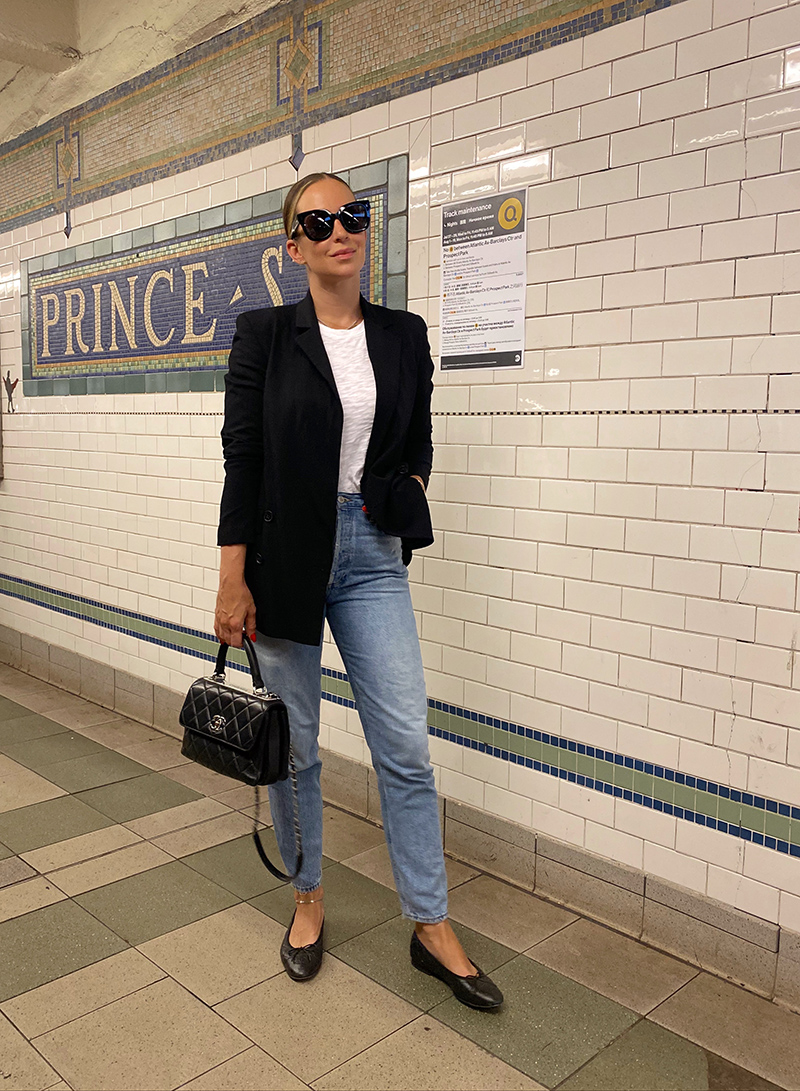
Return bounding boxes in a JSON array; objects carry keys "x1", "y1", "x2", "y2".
[{"x1": 282, "y1": 172, "x2": 353, "y2": 237}]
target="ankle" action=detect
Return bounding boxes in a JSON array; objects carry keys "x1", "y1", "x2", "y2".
[{"x1": 295, "y1": 886, "x2": 323, "y2": 907}]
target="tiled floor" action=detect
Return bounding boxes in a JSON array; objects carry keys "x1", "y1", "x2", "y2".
[{"x1": 0, "y1": 663, "x2": 796, "y2": 1091}]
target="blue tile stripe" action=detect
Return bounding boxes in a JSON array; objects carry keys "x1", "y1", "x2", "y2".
[{"x1": 2, "y1": 571, "x2": 797, "y2": 854}]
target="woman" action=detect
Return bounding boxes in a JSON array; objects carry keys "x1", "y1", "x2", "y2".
[{"x1": 214, "y1": 172, "x2": 502, "y2": 1009}]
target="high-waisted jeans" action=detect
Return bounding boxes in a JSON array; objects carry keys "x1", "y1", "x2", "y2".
[{"x1": 253, "y1": 493, "x2": 448, "y2": 923}]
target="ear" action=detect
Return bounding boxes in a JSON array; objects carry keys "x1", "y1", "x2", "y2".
[{"x1": 286, "y1": 237, "x2": 306, "y2": 266}]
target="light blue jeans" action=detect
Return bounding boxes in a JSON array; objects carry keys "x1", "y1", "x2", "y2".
[{"x1": 253, "y1": 493, "x2": 448, "y2": 923}]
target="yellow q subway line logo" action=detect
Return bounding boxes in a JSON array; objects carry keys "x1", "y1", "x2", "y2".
[{"x1": 497, "y1": 197, "x2": 523, "y2": 231}]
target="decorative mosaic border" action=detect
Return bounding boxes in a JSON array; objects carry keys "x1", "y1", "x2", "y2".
[
  {"x1": 2, "y1": 570, "x2": 798, "y2": 856},
  {"x1": 0, "y1": 0, "x2": 686, "y2": 235},
  {"x1": 19, "y1": 157, "x2": 407, "y2": 397}
]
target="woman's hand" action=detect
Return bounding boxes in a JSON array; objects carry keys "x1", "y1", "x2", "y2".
[{"x1": 215, "y1": 545, "x2": 257, "y2": 648}]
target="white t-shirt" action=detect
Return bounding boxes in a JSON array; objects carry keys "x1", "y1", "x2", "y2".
[{"x1": 318, "y1": 321, "x2": 377, "y2": 493}]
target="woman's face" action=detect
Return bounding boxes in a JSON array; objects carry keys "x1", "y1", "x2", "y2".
[{"x1": 286, "y1": 178, "x2": 367, "y2": 282}]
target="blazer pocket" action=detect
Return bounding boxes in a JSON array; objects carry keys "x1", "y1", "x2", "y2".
[{"x1": 387, "y1": 472, "x2": 433, "y2": 545}]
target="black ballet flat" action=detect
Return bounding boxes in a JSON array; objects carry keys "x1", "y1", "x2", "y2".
[
  {"x1": 280, "y1": 910, "x2": 324, "y2": 982},
  {"x1": 410, "y1": 931, "x2": 504, "y2": 1010}
]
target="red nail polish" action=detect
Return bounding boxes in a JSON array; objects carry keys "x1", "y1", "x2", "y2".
[{"x1": 250, "y1": 633, "x2": 257, "y2": 642}]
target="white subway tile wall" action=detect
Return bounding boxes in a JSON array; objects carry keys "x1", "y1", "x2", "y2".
[{"x1": 1, "y1": 0, "x2": 800, "y2": 927}]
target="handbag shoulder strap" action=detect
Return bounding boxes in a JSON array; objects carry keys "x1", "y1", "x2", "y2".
[{"x1": 251, "y1": 749, "x2": 303, "y2": 882}]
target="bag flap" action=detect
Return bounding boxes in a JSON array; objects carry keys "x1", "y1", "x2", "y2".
[{"x1": 180, "y1": 679, "x2": 274, "y2": 754}]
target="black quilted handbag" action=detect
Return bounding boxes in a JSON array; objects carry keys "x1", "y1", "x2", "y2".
[{"x1": 179, "y1": 635, "x2": 302, "y2": 882}]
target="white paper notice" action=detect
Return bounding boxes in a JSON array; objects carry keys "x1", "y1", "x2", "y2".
[{"x1": 440, "y1": 190, "x2": 526, "y2": 371}]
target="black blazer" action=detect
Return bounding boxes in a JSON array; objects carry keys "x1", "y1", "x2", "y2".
[{"x1": 218, "y1": 293, "x2": 435, "y2": 645}]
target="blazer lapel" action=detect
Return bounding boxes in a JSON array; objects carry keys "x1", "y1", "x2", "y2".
[
  {"x1": 295, "y1": 293, "x2": 338, "y2": 396},
  {"x1": 362, "y1": 296, "x2": 401, "y2": 465}
]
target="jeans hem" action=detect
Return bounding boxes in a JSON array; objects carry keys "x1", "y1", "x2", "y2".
[
  {"x1": 403, "y1": 909, "x2": 449, "y2": 925},
  {"x1": 293, "y1": 879, "x2": 323, "y2": 894}
]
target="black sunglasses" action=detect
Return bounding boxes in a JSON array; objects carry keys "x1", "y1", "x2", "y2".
[{"x1": 291, "y1": 200, "x2": 371, "y2": 241}]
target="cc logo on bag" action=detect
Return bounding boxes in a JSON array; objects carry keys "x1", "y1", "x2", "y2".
[{"x1": 209, "y1": 715, "x2": 227, "y2": 733}]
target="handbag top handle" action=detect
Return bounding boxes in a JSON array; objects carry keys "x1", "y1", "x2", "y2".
[{"x1": 213, "y1": 634, "x2": 268, "y2": 693}]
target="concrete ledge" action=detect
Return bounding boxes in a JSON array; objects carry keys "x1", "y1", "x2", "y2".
[
  {"x1": 0, "y1": 629, "x2": 797, "y2": 1011},
  {"x1": 646, "y1": 876, "x2": 779, "y2": 952}
]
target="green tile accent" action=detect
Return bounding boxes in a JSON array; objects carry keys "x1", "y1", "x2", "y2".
[
  {"x1": 652, "y1": 778, "x2": 675, "y2": 806},
  {"x1": 0, "y1": 713, "x2": 69, "y2": 749},
  {"x1": 595, "y1": 759, "x2": 615, "y2": 784},
  {"x1": 674, "y1": 784, "x2": 697, "y2": 812},
  {"x1": 183, "y1": 833, "x2": 286, "y2": 901},
  {"x1": 432, "y1": 956, "x2": 637, "y2": 1087},
  {"x1": 614, "y1": 766, "x2": 634, "y2": 791},
  {"x1": 740, "y1": 803, "x2": 765, "y2": 835},
  {"x1": 765, "y1": 812, "x2": 792, "y2": 842},
  {"x1": 0, "y1": 900, "x2": 127, "y2": 1002},
  {"x1": 3, "y1": 732, "x2": 106, "y2": 772},
  {"x1": 0, "y1": 796, "x2": 115, "y2": 854},
  {"x1": 44, "y1": 751, "x2": 153, "y2": 793},
  {"x1": 75, "y1": 861, "x2": 238, "y2": 945},
  {"x1": 75, "y1": 772, "x2": 202, "y2": 823},
  {"x1": 333, "y1": 914, "x2": 515, "y2": 1011},
  {"x1": 576, "y1": 754, "x2": 595, "y2": 779},
  {"x1": 634, "y1": 772, "x2": 656, "y2": 798},
  {"x1": 717, "y1": 797, "x2": 743, "y2": 826},
  {"x1": 561, "y1": 1018, "x2": 713, "y2": 1091}
]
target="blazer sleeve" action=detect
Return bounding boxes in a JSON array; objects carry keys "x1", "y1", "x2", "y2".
[
  {"x1": 404, "y1": 313, "x2": 435, "y2": 488},
  {"x1": 217, "y1": 311, "x2": 267, "y2": 546}
]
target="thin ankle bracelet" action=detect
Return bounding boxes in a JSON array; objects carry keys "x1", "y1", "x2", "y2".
[{"x1": 295, "y1": 889, "x2": 323, "y2": 905}]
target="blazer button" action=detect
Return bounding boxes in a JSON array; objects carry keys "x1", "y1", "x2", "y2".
[
  {"x1": 263, "y1": 510, "x2": 274, "y2": 522},
  {"x1": 255, "y1": 553, "x2": 263, "y2": 565}
]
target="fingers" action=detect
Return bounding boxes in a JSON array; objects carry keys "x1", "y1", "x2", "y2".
[{"x1": 245, "y1": 600, "x2": 257, "y2": 642}]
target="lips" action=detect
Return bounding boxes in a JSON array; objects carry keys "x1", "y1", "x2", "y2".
[{"x1": 330, "y1": 249, "x2": 355, "y2": 258}]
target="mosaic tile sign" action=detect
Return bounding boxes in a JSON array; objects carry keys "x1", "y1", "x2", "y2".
[
  {"x1": 0, "y1": 0, "x2": 687, "y2": 234},
  {"x1": 29, "y1": 189, "x2": 386, "y2": 382}
]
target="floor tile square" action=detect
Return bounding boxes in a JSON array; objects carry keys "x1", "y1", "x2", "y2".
[
  {"x1": 332, "y1": 914, "x2": 516, "y2": 1010},
  {"x1": 0, "y1": 876, "x2": 65, "y2": 923},
  {"x1": 138, "y1": 903, "x2": 286, "y2": 1004},
  {"x1": 0, "y1": 796, "x2": 114, "y2": 854},
  {"x1": 0, "y1": 1011, "x2": 60, "y2": 1091},
  {"x1": 42, "y1": 750, "x2": 153, "y2": 793},
  {"x1": 430, "y1": 956, "x2": 638, "y2": 1087},
  {"x1": 560, "y1": 1018, "x2": 780, "y2": 1091},
  {"x1": 0, "y1": 714, "x2": 69, "y2": 749},
  {"x1": 34, "y1": 977, "x2": 249, "y2": 1091},
  {"x1": 177, "y1": 1046, "x2": 307, "y2": 1090},
  {"x1": 527, "y1": 918, "x2": 698, "y2": 1013},
  {"x1": 152, "y1": 811, "x2": 254, "y2": 857},
  {"x1": 112, "y1": 735, "x2": 191, "y2": 770},
  {"x1": 183, "y1": 832, "x2": 287, "y2": 899},
  {"x1": 165, "y1": 762, "x2": 243, "y2": 796},
  {"x1": 343, "y1": 842, "x2": 478, "y2": 892},
  {"x1": 0, "y1": 856, "x2": 36, "y2": 887},
  {"x1": 650, "y1": 972, "x2": 800, "y2": 1089},
  {"x1": 447, "y1": 874, "x2": 577, "y2": 951},
  {"x1": 21, "y1": 824, "x2": 141, "y2": 873},
  {"x1": 0, "y1": 697, "x2": 32, "y2": 721},
  {"x1": 250, "y1": 862, "x2": 400, "y2": 948},
  {"x1": 3, "y1": 732, "x2": 106, "y2": 773},
  {"x1": 314, "y1": 1013, "x2": 544, "y2": 1090},
  {"x1": 0, "y1": 949, "x2": 165, "y2": 1038},
  {"x1": 75, "y1": 772, "x2": 202, "y2": 822},
  {"x1": 123, "y1": 797, "x2": 230, "y2": 839},
  {"x1": 215, "y1": 954, "x2": 418, "y2": 1084},
  {"x1": 0, "y1": 841, "x2": 13, "y2": 861},
  {"x1": 321, "y1": 806, "x2": 386, "y2": 860},
  {"x1": 0, "y1": 900, "x2": 128, "y2": 1002},
  {"x1": 75, "y1": 860, "x2": 239, "y2": 944},
  {"x1": 48, "y1": 841, "x2": 172, "y2": 896},
  {"x1": 0, "y1": 756, "x2": 66, "y2": 815}
]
